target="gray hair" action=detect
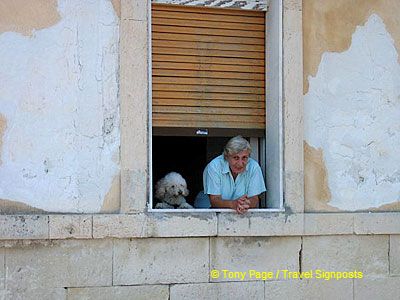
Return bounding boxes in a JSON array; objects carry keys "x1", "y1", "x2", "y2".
[{"x1": 223, "y1": 136, "x2": 252, "y2": 159}]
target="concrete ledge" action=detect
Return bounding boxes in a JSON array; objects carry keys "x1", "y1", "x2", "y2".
[
  {"x1": 49, "y1": 215, "x2": 92, "y2": 239},
  {"x1": 92, "y1": 213, "x2": 217, "y2": 238},
  {"x1": 354, "y1": 213, "x2": 400, "y2": 234},
  {"x1": 93, "y1": 214, "x2": 147, "y2": 238},
  {"x1": 0, "y1": 215, "x2": 48, "y2": 240},
  {"x1": 303, "y1": 213, "x2": 354, "y2": 235},
  {"x1": 217, "y1": 212, "x2": 303, "y2": 236},
  {"x1": 146, "y1": 212, "x2": 217, "y2": 237},
  {"x1": 0, "y1": 212, "x2": 399, "y2": 240}
]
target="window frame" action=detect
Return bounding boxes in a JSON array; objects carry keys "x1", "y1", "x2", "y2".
[
  {"x1": 147, "y1": 1, "x2": 284, "y2": 213},
  {"x1": 119, "y1": 0, "x2": 304, "y2": 214}
]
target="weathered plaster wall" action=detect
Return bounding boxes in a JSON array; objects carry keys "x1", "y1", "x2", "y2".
[
  {"x1": 152, "y1": 0, "x2": 268, "y2": 10},
  {"x1": 0, "y1": 0, "x2": 61, "y2": 37},
  {"x1": 111, "y1": 0, "x2": 121, "y2": 19},
  {"x1": 0, "y1": 0, "x2": 120, "y2": 213},
  {"x1": 0, "y1": 114, "x2": 6, "y2": 166},
  {"x1": 304, "y1": 1, "x2": 400, "y2": 211},
  {"x1": 303, "y1": 0, "x2": 400, "y2": 94}
]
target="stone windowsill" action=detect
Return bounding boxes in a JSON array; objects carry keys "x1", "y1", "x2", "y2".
[{"x1": 0, "y1": 212, "x2": 399, "y2": 240}]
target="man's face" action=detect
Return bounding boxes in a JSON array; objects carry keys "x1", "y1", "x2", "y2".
[{"x1": 227, "y1": 150, "x2": 250, "y2": 176}]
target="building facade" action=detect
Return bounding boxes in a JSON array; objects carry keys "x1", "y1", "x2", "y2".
[{"x1": 0, "y1": 0, "x2": 399, "y2": 298}]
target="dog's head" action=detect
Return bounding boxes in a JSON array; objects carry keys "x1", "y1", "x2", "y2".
[{"x1": 155, "y1": 172, "x2": 189, "y2": 199}]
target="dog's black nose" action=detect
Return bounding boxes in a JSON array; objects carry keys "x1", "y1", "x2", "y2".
[{"x1": 178, "y1": 190, "x2": 183, "y2": 195}]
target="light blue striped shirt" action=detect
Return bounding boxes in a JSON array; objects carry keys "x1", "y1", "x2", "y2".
[{"x1": 203, "y1": 154, "x2": 266, "y2": 200}]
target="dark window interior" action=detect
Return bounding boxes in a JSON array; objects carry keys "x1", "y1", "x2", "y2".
[{"x1": 152, "y1": 136, "x2": 230, "y2": 207}]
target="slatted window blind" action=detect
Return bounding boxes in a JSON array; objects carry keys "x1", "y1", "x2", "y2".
[{"x1": 152, "y1": 3, "x2": 265, "y2": 130}]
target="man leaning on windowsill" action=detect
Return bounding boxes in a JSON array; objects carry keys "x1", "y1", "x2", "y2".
[{"x1": 194, "y1": 136, "x2": 266, "y2": 214}]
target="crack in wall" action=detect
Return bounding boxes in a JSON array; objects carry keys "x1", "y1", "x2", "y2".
[
  {"x1": 298, "y1": 237, "x2": 303, "y2": 274},
  {"x1": 0, "y1": 0, "x2": 120, "y2": 213},
  {"x1": 388, "y1": 236, "x2": 391, "y2": 275}
]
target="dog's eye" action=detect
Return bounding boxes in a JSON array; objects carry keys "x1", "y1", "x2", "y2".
[{"x1": 172, "y1": 185, "x2": 175, "y2": 188}]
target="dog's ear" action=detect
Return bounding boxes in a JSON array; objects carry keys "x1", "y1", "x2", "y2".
[{"x1": 155, "y1": 179, "x2": 166, "y2": 199}]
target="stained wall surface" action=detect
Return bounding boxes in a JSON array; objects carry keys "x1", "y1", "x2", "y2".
[
  {"x1": 0, "y1": 0, "x2": 120, "y2": 213},
  {"x1": 0, "y1": 1, "x2": 399, "y2": 299},
  {"x1": 303, "y1": 0, "x2": 400, "y2": 211},
  {"x1": 1, "y1": 0, "x2": 399, "y2": 214}
]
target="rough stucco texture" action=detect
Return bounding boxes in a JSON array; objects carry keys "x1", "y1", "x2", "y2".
[
  {"x1": 304, "y1": 142, "x2": 339, "y2": 212},
  {"x1": 303, "y1": 0, "x2": 400, "y2": 94},
  {"x1": 0, "y1": 114, "x2": 6, "y2": 166},
  {"x1": 111, "y1": 0, "x2": 121, "y2": 19},
  {"x1": 0, "y1": 0, "x2": 120, "y2": 213},
  {"x1": 0, "y1": 0, "x2": 61, "y2": 36},
  {"x1": 304, "y1": 14, "x2": 400, "y2": 211}
]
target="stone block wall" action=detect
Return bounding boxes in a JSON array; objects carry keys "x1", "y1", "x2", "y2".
[{"x1": 0, "y1": 214, "x2": 399, "y2": 299}]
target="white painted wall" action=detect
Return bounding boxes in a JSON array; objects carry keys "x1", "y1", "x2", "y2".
[
  {"x1": 0, "y1": 0, "x2": 120, "y2": 212},
  {"x1": 2, "y1": 2, "x2": 398, "y2": 213},
  {"x1": 305, "y1": 14, "x2": 400, "y2": 210}
]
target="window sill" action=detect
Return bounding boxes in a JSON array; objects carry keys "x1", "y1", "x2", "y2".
[
  {"x1": 147, "y1": 208, "x2": 285, "y2": 213},
  {"x1": 0, "y1": 212, "x2": 399, "y2": 241}
]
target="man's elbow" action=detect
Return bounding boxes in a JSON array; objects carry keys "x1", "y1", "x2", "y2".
[
  {"x1": 209, "y1": 195, "x2": 220, "y2": 207},
  {"x1": 249, "y1": 195, "x2": 260, "y2": 208}
]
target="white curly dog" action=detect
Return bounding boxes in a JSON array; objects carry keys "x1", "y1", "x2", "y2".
[{"x1": 154, "y1": 172, "x2": 193, "y2": 209}]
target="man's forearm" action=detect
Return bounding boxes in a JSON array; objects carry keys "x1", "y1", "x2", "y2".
[
  {"x1": 247, "y1": 195, "x2": 260, "y2": 208},
  {"x1": 209, "y1": 195, "x2": 235, "y2": 209},
  {"x1": 209, "y1": 195, "x2": 259, "y2": 209}
]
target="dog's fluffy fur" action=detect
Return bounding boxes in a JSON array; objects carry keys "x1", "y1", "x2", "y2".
[{"x1": 154, "y1": 172, "x2": 193, "y2": 209}]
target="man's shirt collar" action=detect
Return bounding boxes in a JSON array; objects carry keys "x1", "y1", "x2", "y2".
[{"x1": 222, "y1": 157, "x2": 230, "y2": 174}]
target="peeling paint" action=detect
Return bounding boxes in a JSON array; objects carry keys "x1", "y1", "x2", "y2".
[
  {"x1": 0, "y1": 0, "x2": 120, "y2": 213},
  {"x1": 303, "y1": 0, "x2": 400, "y2": 94},
  {"x1": 101, "y1": 175, "x2": 120, "y2": 213},
  {"x1": 111, "y1": 0, "x2": 121, "y2": 19},
  {"x1": 305, "y1": 14, "x2": 400, "y2": 211},
  {"x1": 0, "y1": 0, "x2": 61, "y2": 36},
  {"x1": 361, "y1": 201, "x2": 400, "y2": 212},
  {"x1": 0, "y1": 199, "x2": 45, "y2": 214},
  {"x1": 304, "y1": 142, "x2": 339, "y2": 212}
]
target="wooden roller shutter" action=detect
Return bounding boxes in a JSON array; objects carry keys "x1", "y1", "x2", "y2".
[{"x1": 152, "y1": 3, "x2": 265, "y2": 132}]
